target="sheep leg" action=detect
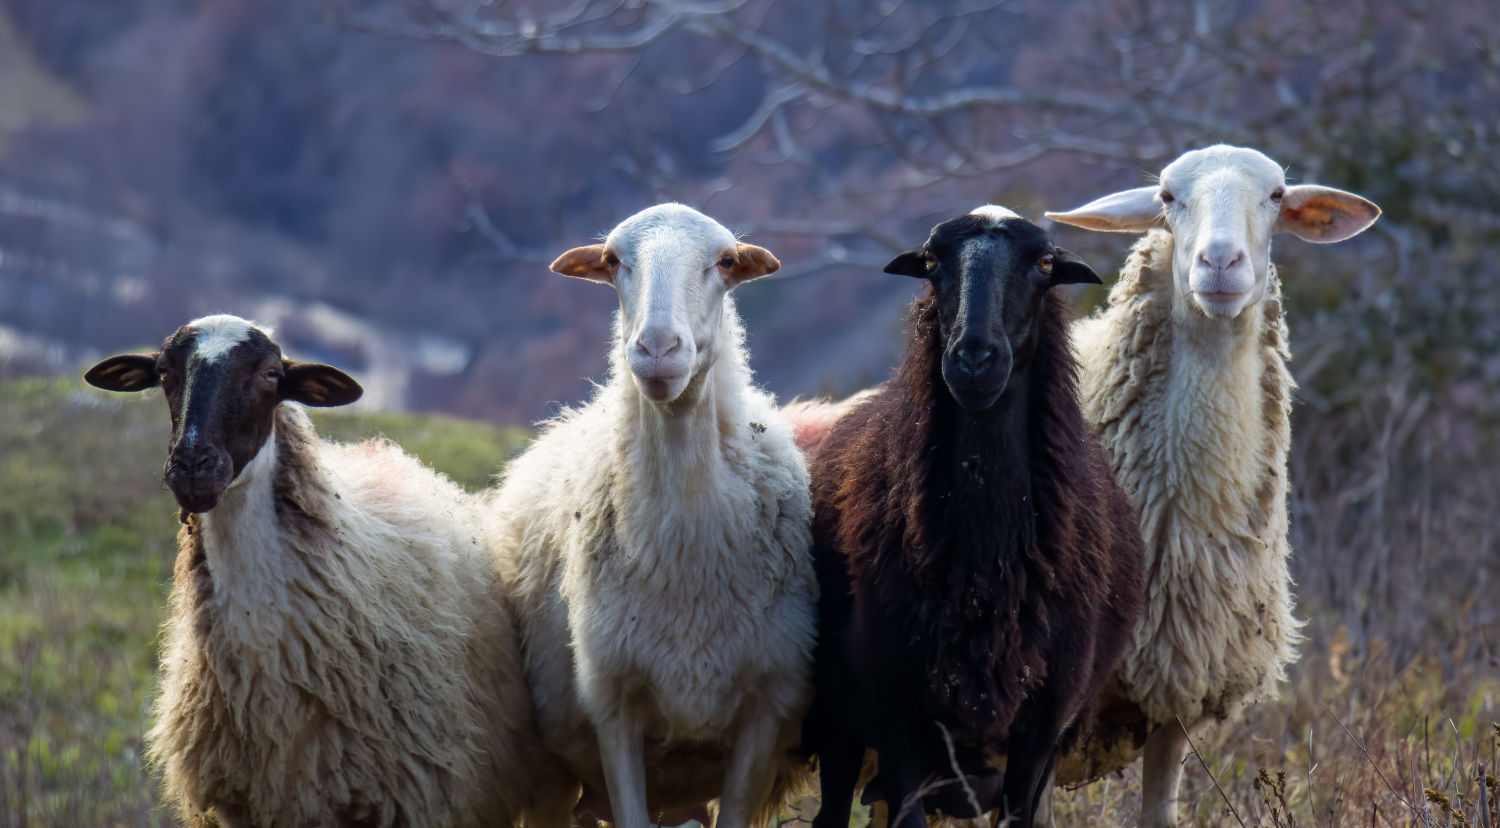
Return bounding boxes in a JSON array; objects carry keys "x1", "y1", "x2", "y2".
[
  {"x1": 1032, "y1": 767, "x2": 1057, "y2": 828},
  {"x1": 874, "y1": 731, "x2": 928, "y2": 828},
  {"x1": 715, "y1": 705, "x2": 782, "y2": 828},
  {"x1": 1140, "y1": 724, "x2": 1188, "y2": 828},
  {"x1": 1000, "y1": 701, "x2": 1066, "y2": 827},
  {"x1": 810, "y1": 736, "x2": 863, "y2": 828},
  {"x1": 595, "y1": 709, "x2": 650, "y2": 828}
]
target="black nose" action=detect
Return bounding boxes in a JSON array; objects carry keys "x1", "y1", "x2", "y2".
[
  {"x1": 168, "y1": 447, "x2": 225, "y2": 482},
  {"x1": 954, "y1": 342, "x2": 996, "y2": 375}
]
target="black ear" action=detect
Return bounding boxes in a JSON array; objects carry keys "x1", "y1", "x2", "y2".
[
  {"x1": 883, "y1": 249, "x2": 931, "y2": 278},
  {"x1": 1050, "y1": 248, "x2": 1102, "y2": 286},
  {"x1": 84, "y1": 354, "x2": 159, "y2": 392},
  {"x1": 280, "y1": 361, "x2": 363, "y2": 407}
]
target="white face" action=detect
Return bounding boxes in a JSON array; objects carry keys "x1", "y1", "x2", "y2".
[
  {"x1": 606, "y1": 205, "x2": 740, "y2": 403},
  {"x1": 1044, "y1": 144, "x2": 1381, "y2": 321},
  {"x1": 1157, "y1": 146, "x2": 1287, "y2": 318}
]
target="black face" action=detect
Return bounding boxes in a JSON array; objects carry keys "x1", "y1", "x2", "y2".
[
  {"x1": 84, "y1": 322, "x2": 362, "y2": 513},
  {"x1": 885, "y1": 213, "x2": 1100, "y2": 412}
]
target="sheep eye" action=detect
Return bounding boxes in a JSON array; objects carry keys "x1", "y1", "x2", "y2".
[
  {"x1": 718, "y1": 254, "x2": 735, "y2": 270},
  {"x1": 1039, "y1": 254, "x2": 1055, "y2": 273},
  {"x1": 1159, "y1": 189, "x2": 1175, "y2": 205},
  {"x1": 1270, "y1": 186, "x2": 1285, "y2": 203}
]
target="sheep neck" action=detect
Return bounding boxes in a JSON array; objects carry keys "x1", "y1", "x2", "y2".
[
  {"x1": 193, "y1": 408, "x2": 334, "y2": 635},
  {"x1": 1117, "y1": 229, "x2": 1291, "y2": 543},
  {"x1": 198, "y1": 417, "x2": 290, "y2": 590},
  {"x1": 611, "y1": 306, "x2": 748, "y2": 498},
  {"x1": 888, "y1": 291, "x2": 1082, "y2": 575}
]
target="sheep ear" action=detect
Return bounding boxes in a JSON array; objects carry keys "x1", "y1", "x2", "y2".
[
  {"x1": 1044, "y1": 186, "x2": 1164, "y2": 234},
  {"x1": 728, "y1": 243, "x2": 781, "y2": 284},
  {"x1": 280, "y1": 361, "x2": 363, "y2": 407},
  {"x1": 1050, "y1": 248, "x2": 1102, "y2": 286},
  {"x1": 883, "y1": 248, "x2": 931, "y2": 278},
  {"x1": 85, "y1": 353, "x2": 159, "y2": 392},
  {"x1": 1275, "y1": 185, "x2": 1381, "y2": 243},
  {"x1": 549, "y1": 244, "x2": 616, "y2": 284}
]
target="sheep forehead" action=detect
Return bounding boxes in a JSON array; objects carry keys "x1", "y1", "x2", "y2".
[
  {"x1": 605, "y1": 203, "x2": 736, "y2": 260},
  {"x1": 969, "y1": 204, "x2": 1020, "y2": 226},
  {"x1": 1161, "y1": 145, "x2": 1285, "y2": 202},
  {"x1": 186, "y1": 314, "x2": 275, "y2": 364}
]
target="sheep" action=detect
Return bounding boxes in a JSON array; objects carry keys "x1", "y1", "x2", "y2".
[
  {"x1": 83, "y1": 314, "x2": 559, "y2": 828},
  {"x1": 802, "y1": 206, "x2": 1145, "y2": 828},
  {"x1": 1043, "y1": 144, "x2": 1381, "y2": 826},
  {"x1": 482, "y1": 203, "x2": 817, "y2": 828}
]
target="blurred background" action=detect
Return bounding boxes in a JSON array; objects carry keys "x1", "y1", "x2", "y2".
[{"x1": 1, "y1": 0, "x2": 1496, "y2": 824}]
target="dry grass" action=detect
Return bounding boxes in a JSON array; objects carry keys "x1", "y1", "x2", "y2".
[{"x1": 1, "y1": 355, "x2": 1496, "y2": 826}]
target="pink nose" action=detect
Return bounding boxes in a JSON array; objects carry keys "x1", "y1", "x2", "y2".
[
  {"x1": 632, "y1": 329, "x2": 682, "y2": 360},
  {"x1": 1198, "y1": 240, "x2": 1245, "y2": 273}
]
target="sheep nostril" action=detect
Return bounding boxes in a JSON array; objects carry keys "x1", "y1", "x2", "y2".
[
  {"x1": 634, "y1": 332, "x2": 683, "y2": 359},
  {"x1": 956, "y1": 344, "x2": 995, "y2": 374}
]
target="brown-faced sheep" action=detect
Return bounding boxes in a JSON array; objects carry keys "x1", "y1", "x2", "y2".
[{"x1": 85, "y1": 315, "x2": 557, "y2": 827}]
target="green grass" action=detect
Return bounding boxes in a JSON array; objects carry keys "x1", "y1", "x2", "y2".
[{"x1": 0, "y1": 378, "x2": 529, "y2": 826}]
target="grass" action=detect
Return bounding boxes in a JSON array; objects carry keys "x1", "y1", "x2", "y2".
[{"x1": 0, "y1": 375, "x2": 1495, "y2": 827}]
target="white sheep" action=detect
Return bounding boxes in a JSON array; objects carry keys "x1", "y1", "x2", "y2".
[
  {"x1": 84, "y1": 315, "x2": 561, "y2": 827},
  {"x1": 1044, "y1": 145, "x2": 1380, "y2": 826},
  {"x1": 483, "y1": 203, "x2": 816, "y2": 828}
]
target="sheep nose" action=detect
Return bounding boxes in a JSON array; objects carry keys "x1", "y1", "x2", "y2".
[
  {"x1": 633, "y1": 329, "x2": 683, "y2": 360},
  {"x1": 1198, "y1": 240, "x2": 1245, "y2": 273},
  {"x1": 954, "y1": 342, "x2": 995, "y2": 375},
  {"x1": 170, "y1": 447, "x2": 223, "y2": 480}
]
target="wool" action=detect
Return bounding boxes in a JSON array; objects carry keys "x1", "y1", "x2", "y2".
[
  {"x1": 805, "y1": 287, "x2": 1143, "y2": 824},
  {"x1": 1060, "y1": 229, "x2": 1303, "y2": 780},
  {"x1": 148, "y1": 405, "x2": 547, "y2": 827},
  {"x1": 485, "y1": 298, "x2": 817, "y2": 824}
]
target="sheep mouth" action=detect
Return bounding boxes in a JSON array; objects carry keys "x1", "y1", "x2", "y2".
[
  {"x1": 1192, "y1": 289, "x2": 1251, "y2": 316},
  {"x1": 631, "y1": 371, "x2": 689, "y2": 403},
  {"x1": 166, "y1": 483, "x2": 225, "y2": 514}
]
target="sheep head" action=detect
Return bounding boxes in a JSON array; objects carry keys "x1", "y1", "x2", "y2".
[
  {"x1": 1046, "y1": 144, "x2": 1381, "y2": 319},
  {"x1": 84, "y1": 315, "x2": 361, "y2": 513},
  {"x1": 885, "y1": 205, "x2": 1100, "y2": 412},
  {"x1": 550, "y1": 203, "x2": 779, "y2": 405}
]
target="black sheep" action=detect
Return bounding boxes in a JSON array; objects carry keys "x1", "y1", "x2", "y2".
[{"x1": 803, "y1": 206, "x2": 1145, "y2": 828}]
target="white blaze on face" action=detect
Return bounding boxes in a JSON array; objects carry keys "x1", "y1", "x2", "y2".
[
  {"x1": 188, "y1": 314, "x2": 271, "y2": 363},
  {"x1": 970, "y1": 204, "x2": 1020, "y2": 225}
]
